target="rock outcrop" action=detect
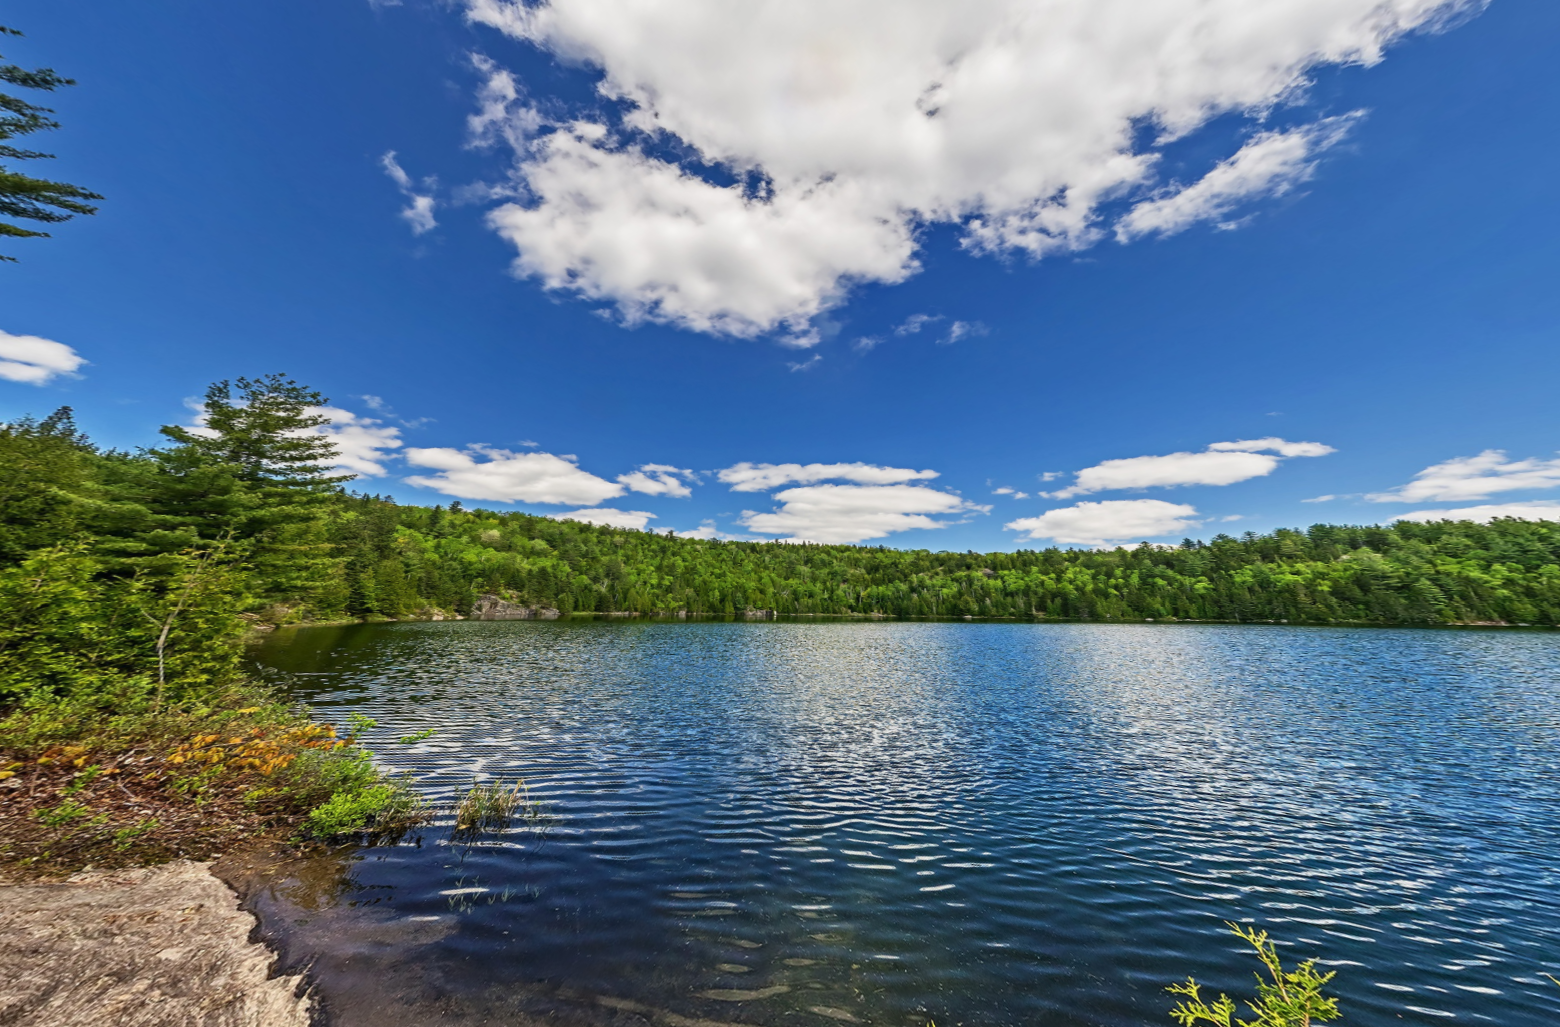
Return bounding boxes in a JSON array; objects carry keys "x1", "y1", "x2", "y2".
[{"x1": 470, "y1": 594, "x2": 560, "y2": 621}]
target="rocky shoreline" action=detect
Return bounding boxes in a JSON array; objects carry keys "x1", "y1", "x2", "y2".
[{"x1": 0, "y1": 860, "x2": 310, "y2": 1027}]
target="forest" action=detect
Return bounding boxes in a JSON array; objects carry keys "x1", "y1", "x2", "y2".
[{"x1": 3, "y1": 374, "x2": 1557, "y2": 705}]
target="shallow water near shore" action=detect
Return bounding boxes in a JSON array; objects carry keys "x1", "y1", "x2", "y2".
[{"x1": 251, "y1": 620, "x2": 1560, "y2": 1026}]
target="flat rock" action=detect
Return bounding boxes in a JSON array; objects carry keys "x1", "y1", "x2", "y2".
[{"x1": 0, "y1": 860, "x2": 310, "y2": 1027}]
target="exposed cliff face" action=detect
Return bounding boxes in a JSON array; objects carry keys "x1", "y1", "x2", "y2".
[{"x1": 470, "y1": 595, "x2": 560, "y2": 621}]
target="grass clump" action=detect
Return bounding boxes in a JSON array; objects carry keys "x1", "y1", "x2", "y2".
[{"x1": 451, "y1": 778, "x2": 548, "y2": 842}]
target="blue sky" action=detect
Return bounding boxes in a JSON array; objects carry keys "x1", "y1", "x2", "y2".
[{"x1": 2, "y1": 0, "x2": 1557, "y2": 548}]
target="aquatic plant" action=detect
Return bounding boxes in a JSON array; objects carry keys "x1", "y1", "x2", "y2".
[
  {"x1": 1168, "y1": 923, "x2": 1341, "y2": 1027},
  {"x1": 452, "y1": 778, "x2": 546, "y2": 837}
]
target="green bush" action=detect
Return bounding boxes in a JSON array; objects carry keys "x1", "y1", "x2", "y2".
[{"x1": 304, "y1": 781, "x2": 426, "y2": 839}]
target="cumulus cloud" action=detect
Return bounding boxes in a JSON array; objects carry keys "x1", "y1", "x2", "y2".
[
  {"x1": 740, "y1": 483, "x2": 986, "y2": 544},
  {"x1": 461, "y1": 0, "x2": 1471, "y2": 335},
  {"x1": 0, "y1": 330, "x2": 86, "y2": 385},
  {"x1": 617, "y1": 463, "x2": 695, "y2": 497},
  {"x1": 404, "y1": 445, "x2": 626, "y2": 504},
  {"x1": 1006, "y1": 499, "x2": 1201, "y2": 547},
  {"x1": 308, "y1": 407, "x2": 404, "y2": 477},
  {"x1": 717, "y1": 461, "x2": 939, "y2": 492},
  {"x1": 550, "y1": 507, "x2": 656, "y2": 529},
  {"x1": 675, "y1": 520, "x2": 751, "y2": 540},
  {"x1": 381, "y1": 151, "x2": 438, "y2": 235},
  {"x1": 992, "y1": 487, "x2": 1029, "y2": 499},
  {"x1": 1366, "y1": 450, "x2": 1560, "y2": 503},
  {"x1": 1116, "y1": 114, "x2": 1363, "y2": 240},
  {"x1": 1046, "y1": 437, "x2": 1334, "y2": 498},
  {"x1": 1390, "y1": 501, "x2": 1560, "y2": 524}
]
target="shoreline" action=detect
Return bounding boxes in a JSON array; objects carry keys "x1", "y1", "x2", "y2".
[{"x1": 0, "y1": 859, "x2": 311, "y2": 1027}]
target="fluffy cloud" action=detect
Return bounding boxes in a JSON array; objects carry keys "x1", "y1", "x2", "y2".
[
  {"x1": 1006, "y1": 499, "x2": 1201, "y2": 547},
  {"x1": 550, "y1": 507, "x2": 656, "y2": 529},
  {"x1": 381, "y1": 151, "x2": 438, "y2": 235},
  {"x1": 462, "y1": 0, "x2": 1469, "y2": 334},
  {"x1": 740, "y1": 483, "x2": 986, "y2": 544},
  {"x1": 1366, "y1": 450, "x2": 1560, "y2": 503},
  {"x1": 404, "y1": 445, "x2": 626, "y2": 504},
  {"x1": 1390, "y1": 502, "x2": 1560, "y2": 524},
  {"x1": 0, "y1": 330, "x2": 86, "y2": 385},
  {"x1": 308, "y1": 407, "x2": 404, "y2": 477},
  {"x1": 718, "y1": 461, "x2": 938, "y2": 492},
  {"x1": 1046, "y1": 438, "x2": 1333, "y2": 498},
  {"x1": 617, "y1": 463, "x2": 695, "y2": 497}
]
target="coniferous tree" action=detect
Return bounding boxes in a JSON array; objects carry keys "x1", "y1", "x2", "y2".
[{"x1": 0, "y1": 26, "x2": 101, "y2": 260}]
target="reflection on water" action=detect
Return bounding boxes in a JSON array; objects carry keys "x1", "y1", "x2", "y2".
[{"x1": 251, "y1": 621, "x2": 1560, "y2": 1026}]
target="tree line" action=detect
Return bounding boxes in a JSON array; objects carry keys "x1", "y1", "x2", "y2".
[{"x1": 3, "y1": 373, "x2": 1558, "y2": 705}]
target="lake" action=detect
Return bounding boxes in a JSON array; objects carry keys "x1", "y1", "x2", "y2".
[{"x1": 250, "y1": 620, "x2": 1560, "y2": 1026}]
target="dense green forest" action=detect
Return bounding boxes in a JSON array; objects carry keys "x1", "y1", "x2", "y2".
[{"x1": 3, "y1": 374, "x2": 1559, "y2": 705}]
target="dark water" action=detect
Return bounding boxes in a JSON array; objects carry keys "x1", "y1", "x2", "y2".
[{"x1": 251, "y1": 620, "x2": 1560, "y2": 1026}]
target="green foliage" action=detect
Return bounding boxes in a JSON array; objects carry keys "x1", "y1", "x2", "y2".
[
  {"x1": 304, "y1": 781, "x2": 426, "y2": 839},
  {"x1": 33, "y1": 798, "x2": 89, "y2": 828},
  {"x1": 1169, "y1": 924, "x2": 1341, "y2": 1027},
  {"x1": 0, "y1": 407, "x2": 91, "y2": 563},
  {"x1": 0, "y1": 25, "x2": 101, "y2": 259},
  {"x1": 312, "y1": 498, "x2": 1560, "y2": 627},
  {"x1": 0, "y1": 541, "x2": 248, "y2": 707}
]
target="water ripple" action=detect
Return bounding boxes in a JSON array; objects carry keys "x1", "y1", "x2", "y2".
[{"x1": 254, "y1": 620, "x2": 1560, "y2": 1027}]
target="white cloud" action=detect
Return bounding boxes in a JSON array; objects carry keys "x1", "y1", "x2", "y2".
[
  {"x1": 1390, "y1": 502, "x2": 1560, "y2": 524},
  {"x1": 381, "y1": 151, "x2": 438, "y2": 235},
  {"x1": 675, "y1": 519, "x2": 751, "y2": 540},
  {"x1": 0, "y1": 330, "x2": 86, "y2": 385},
  {"x1": 550, "y1": 506, "x2": 656, "y2": 529},
  {"x1": 1116, "y1": 114, "x2": 1363, "y2": 240},
  {"x1": 787, "y1": 354, "x2": 823, "y2": 372},
  {"x1": 309, "y1": 407, "x2": 404, "y2": 478},
  {"x1": 1366, "y1": 450, "x2": 1560, "y2": 503},
  {"x1": 461, "y1": 0, "x2": 1470, "y2": 335},
  {"x1": 943, "y1": 320, "x2": 988, "y2": 345},
  {"x1": 404, "y1": 445, "x2": 626, "y2": 504},
  {"x1": 1208, "y1": 437, "x2": 1336, "y2": 458},
  {"x1": 1046, "y1": 437, "x2": 1333, "y2": 498},
  {"x1": 1006, "y1": 499, "x2": 1201, "y2": 546},
  {"x1": 1302, "y1": 494, "x2": 1337, "y2": 503},
  {"x1": 992, "y1": 487, "x2": 1030, "y2": 499},
  {"x1": 717, "y1": 460, "x2": 939, "y2": 492},
  {"x1": 740, "y1": 483, "x2": 986, "y2": 544},
  {"x1": 617, "y1": 463, "x2": 695, "y2": 497},
  {"x1": 895, "y1": 314, "x2": 942, "y2": 337}
]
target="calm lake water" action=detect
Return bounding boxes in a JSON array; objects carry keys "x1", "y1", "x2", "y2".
[{"x1": 251, "y1": 620, "x2": 1560, "y2": 1026}]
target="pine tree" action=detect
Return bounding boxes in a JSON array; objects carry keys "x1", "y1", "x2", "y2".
[{"x1": 1, "y1": 26, "x2": 101, "y2": 260}]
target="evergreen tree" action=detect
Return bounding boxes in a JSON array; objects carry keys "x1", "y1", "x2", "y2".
[
  {"x1": 0, "y1": 406, "x2": 92, "y2": 564},
  {"x1": 145, "y1": 375, "x2": 352, "y2": 607},
  {"x1": 0, "y1": 26, "x2": 101, "y2": 260}
]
